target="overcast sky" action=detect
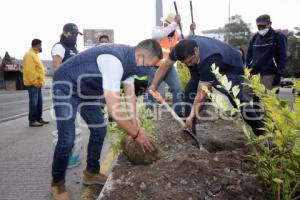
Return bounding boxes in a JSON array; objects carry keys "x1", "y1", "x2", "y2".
[{"x1": 0, "y1": 0, "x2": 299, "y2": 60}]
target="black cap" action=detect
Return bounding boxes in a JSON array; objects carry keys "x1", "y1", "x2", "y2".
[
  {"x1": 63, "y1": 23, "x2": 83, "y2": 35},
  {"x1": 256, "y1": 14, "x2": 271, "y2": 26}
]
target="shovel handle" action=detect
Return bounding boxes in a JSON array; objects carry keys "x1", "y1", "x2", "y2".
[
  {"x1": 149, "y1": 90, "x2": 185, "y2": 127},
  {"x1": 190, "y1": 0, "x2": 195, "y2": 35},
  {"x1": 173, "y1": 1, "x2": 184, "y2": 39}
]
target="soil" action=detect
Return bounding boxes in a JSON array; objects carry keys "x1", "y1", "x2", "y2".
[
  {"x1": 99, "y1": 112, "x2": 267, "y2": 200},
  {"x1": 122, "y1": 135, "x2": 161, "y2": 165}
]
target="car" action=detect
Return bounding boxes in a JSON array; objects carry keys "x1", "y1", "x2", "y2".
[{"x1": 280, "y1": 78, "x2": 294, "y2": 88}]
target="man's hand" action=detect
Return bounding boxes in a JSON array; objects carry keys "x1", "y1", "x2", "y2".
[
  {"x1": 184, "y1": 116, "x2": 194, "y2": 132},
  {"x1": 34, "y1": 83, "x2": 42, "y2": 88},
  {"x1": 149, "y1": 89, "x2": 163, "y2": 103},
  {"x1": 135, "y1": 129, "x2": 155, "y2": 152},
  {"x1": 148, "y1": 85, "x2": 156, "y2": 94},
  {"x1": 174, "y1": 14, "x2": 181, "y2": 25},
  {"x1": 190, "y1": 22, "x2": 196, "y2": 32}
]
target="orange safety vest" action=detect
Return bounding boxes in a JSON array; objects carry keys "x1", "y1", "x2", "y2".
[{"x1": 157, "y1": 31, "x2": 178, "y2": 67}]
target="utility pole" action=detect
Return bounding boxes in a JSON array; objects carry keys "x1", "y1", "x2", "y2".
[
  {"x1": 228, "y1": 0, "x2": 231, "y2": 43},
  {"x1": 155, "y1": 0, "x2": 166, "y2": 99},
  {"x1": 156, "y1": 0, "x2": 163, "y2": 26}
]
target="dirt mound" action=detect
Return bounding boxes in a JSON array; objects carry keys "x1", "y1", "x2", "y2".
[
  {"x1": 121, "y1": 135, "x2": 161, "y2": 165},
  {"x1": 100, "y1": 114, "x2": 266, "y2": 200}
]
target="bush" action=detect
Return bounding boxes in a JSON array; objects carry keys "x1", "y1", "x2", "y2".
[
  {"x1": 107, "y1": 97, "x2": 156, "y2": 155},
  {"x1": 177, "y1": 61, "x2": 190, "y2": 92},
  {"x1": 204, "y1": 64, "x2": 300, "y2": 200}
]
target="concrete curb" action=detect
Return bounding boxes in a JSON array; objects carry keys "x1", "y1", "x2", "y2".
[
  {"x1": 98, "y1": 153, "x2": 119, "y2": 200},
  {"x1": 0, "y1": 106, "x2": 52, "y2": 124}
]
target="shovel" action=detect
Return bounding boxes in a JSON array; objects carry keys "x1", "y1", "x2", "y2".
[
  {"x1": 149, "y1": 90, "x2": 208, "y2": 152},
  {"x1": 173, "y1": 1, "x2": 184, "y2": 39},
  {"x1": 190, "y1": 0, "x2": 195, "y2": 35}
]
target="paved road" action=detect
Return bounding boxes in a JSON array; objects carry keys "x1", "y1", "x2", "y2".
[
  {"x1": 0, "y1": 89, "x2": 52, "y2": 123},
  {"x1": 277, "y1": 87, "x2": 296, "y2": 106},
  {"x1": 0, "y1": 110, "x2": 110, "y2": 200},
  {"x1": 0, "y1": 87, "x2": 296, "y2": 200}
]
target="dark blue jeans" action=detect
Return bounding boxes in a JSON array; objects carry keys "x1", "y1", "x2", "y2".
[
  {"x1": 27, "y1": 86, "x2": 43, "y2": 123},
  {"x1": 52, "y1": 88, "x2": 106, "y2": 183}
]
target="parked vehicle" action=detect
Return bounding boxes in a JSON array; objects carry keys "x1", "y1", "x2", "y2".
[{"x1": 280, "y1": 78, "x2": 295, "y2": 88}]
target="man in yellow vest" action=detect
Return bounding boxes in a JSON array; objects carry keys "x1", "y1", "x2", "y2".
[{"x1": 147, "y1": 13, "x2": 196, "y2": 116}]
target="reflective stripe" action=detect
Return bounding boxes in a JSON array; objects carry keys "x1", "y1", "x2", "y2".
[
  {"x1": 134, "y1": 75, "x2": 148, "y2": 80},
  {"x1": 162, "y1": 47, "x2": 170, "y2": 53},
  {"x1": 273, "y1": 57, "x2": 278, "y2": 68}
]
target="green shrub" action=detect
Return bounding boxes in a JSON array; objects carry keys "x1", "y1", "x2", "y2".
[
  {"x1": 177, "y1": 61, "x2": 190, "y2": 92},
  {"x1": 204, "y1": 64, "x2": 300, "y2": 200},
  {"x1": 107, "y1": 97, "x2": 156, "y2": 155}
]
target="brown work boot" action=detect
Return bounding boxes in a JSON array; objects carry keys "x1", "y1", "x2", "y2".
[
  {"x1": 29, "y1": 121, "x2": 43, "y2": 127},
  {"x1": 82, "y1": 169, "x2": 107, "y2": 186},
  {"x1": 51, "y1": 180, "x2": 70, "y2": 200},
  {"x1": 38, "y1": 119, "x2": 50, "y2": 125}
]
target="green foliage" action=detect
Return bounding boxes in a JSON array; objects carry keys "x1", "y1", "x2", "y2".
[
  {"x1": 107, "y1": 96, "x2": 157, "y2": 155},
  {"x1": 286, "y1": 28, "x2": 300, "y2": 77},
  {"x1": 107, "y1": 121, "x2": 125, "y2": 156},
  {"x1": 206, "y1": 65, "x2": 300, "y2": 199},
  {"x1": 224, "y1": 15, "x2": 251, "y2": 50},
  {"x1": 177, "y1": 61, "x2": 190, "y2": 92},
  {"x1": 136, "y1": 97, "x2": 156, "y2": 139}
]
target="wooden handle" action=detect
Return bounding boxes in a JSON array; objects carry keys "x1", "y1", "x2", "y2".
[
  {"x1": 161, "y1": 101, "x2": 185, "y2": 127},
  {"x1": 149, "y1": 90, "x2": 185, "y2": 127},
  {"x1": 190, "y1": 0, "x2": 195, "y2": 35},
  {"x1": 173, "y1": 1, "x2": 184, "y2": 39}
]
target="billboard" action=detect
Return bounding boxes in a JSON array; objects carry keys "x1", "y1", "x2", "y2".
[{"x1": 83, "y1": 29, "x2": 114, "y2": 47}]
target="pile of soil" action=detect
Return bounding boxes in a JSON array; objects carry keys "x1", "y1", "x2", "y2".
[
  {"x1": 100, "y1": 113, "x2": 266, "y2": 200},
  {"x1": 121, "y1": 135, "x2": 161, "y2": 165}
]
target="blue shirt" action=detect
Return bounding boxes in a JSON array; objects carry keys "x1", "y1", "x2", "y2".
[
  {"x1": 246, "y1": 28, "x2": 288, "y2": 75},
  {"x1": 53, "y1": 44, "x2": 140, "y2": 97},
  {"x1": 169, "y1": 36, "x2": 243, "y2": 82}
]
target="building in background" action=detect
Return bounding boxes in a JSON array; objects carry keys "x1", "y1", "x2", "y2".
[
  {"x1": 83, "y1": 29, "x2": 114, "y2": 48},
  {"x1": 0, "y1": 56, "x2": 3, "y2": 89},
  {"x1": 201, "y1": 28, "x2": 226, "y2": 41}
]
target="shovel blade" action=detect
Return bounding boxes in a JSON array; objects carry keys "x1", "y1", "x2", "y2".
[{"x1": 183, "y1": 129, "x2": 209, "y2": 153}]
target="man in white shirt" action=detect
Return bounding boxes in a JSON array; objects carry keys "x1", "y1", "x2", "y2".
[{"x1": 51, "y1": 39, "x2": 162, "y2": 200}]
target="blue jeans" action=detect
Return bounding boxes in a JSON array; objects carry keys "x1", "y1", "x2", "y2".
[
  {"x1": 52, "y1": 88, "x2": 106, "y2": 182},
  {"x1": 27, "y1": 86, "x2": 43, "y2": 123},
  {"x1": 146, "y1": 66, "x2": 182, "y2": 114}
]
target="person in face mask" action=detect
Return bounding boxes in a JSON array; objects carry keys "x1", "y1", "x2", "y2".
[
  {"x1": 50, "y1": 39, "x2": 162, "y2": 200},
  {"x1": 246, "y1": 14, "x2": 288, "y2": 91},
  {"x1": 149, "y1": 36, "x2": 265, "y2": 136},
  {"x1": 51, "y1": 23, "x2": 83, "y2": 71},
  {"x1": 23, "y1": 39, "x2": 49, "y2": 127},
  {"x1": 147, "y1": 13, "x2": 196, "y2": 117}
]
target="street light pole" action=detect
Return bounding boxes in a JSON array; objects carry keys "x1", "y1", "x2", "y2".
[
  {"x1": 156, "y1": 0, "x2": 163, "y2": 26},
  {"x1": 228, "y1": 0, "x2": 231, "y2": 43}
]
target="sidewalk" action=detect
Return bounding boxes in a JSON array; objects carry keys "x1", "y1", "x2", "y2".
[{"x1": 0, "y1": 109, "x2": 111, "y2": 200}]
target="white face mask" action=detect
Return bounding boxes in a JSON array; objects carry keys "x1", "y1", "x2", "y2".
[{"x1": 258, "y1": 28, "x2": 269, "y2": 36}]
